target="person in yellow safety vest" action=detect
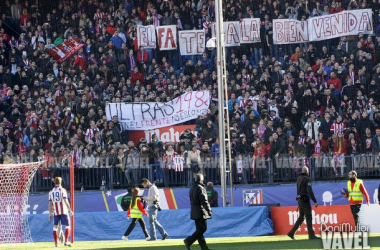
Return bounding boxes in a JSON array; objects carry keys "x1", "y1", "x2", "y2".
[
  {"x1": 342, "y1": 171, "x2": 370, "y2": 228},
  {"x1": 121, "y1": 187, "x2": 150, "y2": 241}
]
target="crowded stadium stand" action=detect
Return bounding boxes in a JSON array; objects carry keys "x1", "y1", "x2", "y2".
[{"x1": 0, "y1": 0, "x2": 380, "y2": 192}]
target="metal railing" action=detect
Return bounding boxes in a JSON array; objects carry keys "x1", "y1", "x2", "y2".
[{"x1": 27, "y1": 154, "x2": 380, "y2": 193}]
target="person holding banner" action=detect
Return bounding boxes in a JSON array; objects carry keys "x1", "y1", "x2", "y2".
[{"x1": 137, "y1": 46, "x2": 148, "y2": 65}]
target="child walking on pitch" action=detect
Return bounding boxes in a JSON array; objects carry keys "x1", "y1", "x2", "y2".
[{"x1": 122, "y1": 187, "x2": 150, "y2": 240}]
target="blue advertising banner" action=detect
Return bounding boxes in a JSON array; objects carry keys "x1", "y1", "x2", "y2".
[
  {"x1": 26, "y1": 180, "x2": 380, "y2": 214},
  {"x1": 29, "y1": 207, "x2": 273, "y2": 241}
]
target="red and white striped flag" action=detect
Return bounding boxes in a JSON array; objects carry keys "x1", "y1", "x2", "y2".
[
  {"x1": 46, "y1": 37, "x2": 84, "y2": 63},
  {"x1": 173, "y1": 156, "x2": 184, "y2": 172}
]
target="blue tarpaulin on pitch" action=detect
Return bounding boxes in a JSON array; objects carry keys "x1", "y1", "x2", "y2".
[{"x1": 28, "y1": 207, "x2": 273, "y2": 242}]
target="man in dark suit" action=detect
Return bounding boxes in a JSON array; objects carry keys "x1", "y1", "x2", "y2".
[{"x1": 184, "y1": 174, "x2": 212, "y2": 250}]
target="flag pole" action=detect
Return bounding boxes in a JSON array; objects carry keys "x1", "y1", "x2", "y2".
[
  {"x1": 70, "y1": 155, "x2": 75, "y2": 243},
  {"x1": 215, "y1": 0, "x2": 228, "y2": 207}
]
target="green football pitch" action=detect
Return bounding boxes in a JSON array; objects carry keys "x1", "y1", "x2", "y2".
[{"x1": 1, "y1": 235, "x2": 380, "y2": 250}]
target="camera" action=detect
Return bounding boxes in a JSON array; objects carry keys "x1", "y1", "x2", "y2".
[{"x1": 154, "y1": 200, "x2": 162, "y2": 211}]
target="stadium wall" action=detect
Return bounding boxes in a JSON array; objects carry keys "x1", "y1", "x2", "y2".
[
  {"x1": 271, "y1": 204, "x2": 380, "y2": 235},
  {"x1": 28, "y1": 207, "x2": 273, "y2": 242},
  {"x1": 26, "y1": 180, "x2": 379, "y2": 214}
]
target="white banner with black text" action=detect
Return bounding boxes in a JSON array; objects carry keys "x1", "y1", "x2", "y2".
[
  {"x1": 106, "y1": 91, "x2": 211, "y2": 130},
  {"x1": 156, "y1": 25, "x2": 177, "y2": 50},
  {"x1": 178, "y1": 30, "x2": 206, "y2": 55},
  {"x1": 211, "y1": 18, "x2": 261, "y2": 47},
  {"x1": 273, "y1": 9, "x2": 373, "y2": 44},
  {"x1": 137, "y1": 25, "x2": 157, "y2": 49}
]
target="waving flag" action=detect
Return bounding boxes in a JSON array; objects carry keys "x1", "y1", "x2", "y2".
[
  {"x1": 46, "y1": 37, "x2": 84, "y2": 63},
  {"x1": 112, "y1": 189, "x2": 178, "y2": 211}
]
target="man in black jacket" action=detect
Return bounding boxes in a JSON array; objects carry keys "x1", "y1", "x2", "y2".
[
  {"x1": 206, "y1": 182, "x2": 218, "y2": 207},
  {"x1": 269, "y1": 133, "x2": 285, "y2": 158},
  {"x1": 184, "y1": 174, "x2": 212, "y2": 250},
  {"x1": 269, "y1": 132, "x2": 286, "y2": 172},
  {"x1": 201, "y1": 120, "x2": 218, "y2": 144},
  {"x1": 356, "y1": 112, "x2": 374, "y2": 137},
  {"x1": 372, "y1": 128, "x2": 380, "y2": 156},
  {"x1": 287, "y1": 167, "x2": 320, "y2": 240}
]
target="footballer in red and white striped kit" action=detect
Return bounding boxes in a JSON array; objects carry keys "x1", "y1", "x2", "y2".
[{"x1": 49, "y1": 177, "x2": 73, "y2": 247}]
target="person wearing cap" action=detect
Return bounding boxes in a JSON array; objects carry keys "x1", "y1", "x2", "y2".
[{"x1": 342, "y1": 171, "x2": 370, "y2": 228}]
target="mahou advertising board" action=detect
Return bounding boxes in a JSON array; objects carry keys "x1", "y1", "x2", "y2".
[
  {"x1": 128, "y1": 125, "x2": 197, "y2": 144},
  {"x1": 271, "y1": 205, "x2": 355, "y2": 235}
]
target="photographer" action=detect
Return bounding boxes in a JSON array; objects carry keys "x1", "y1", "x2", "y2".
[{"x1": 141, "y1": 178, "x2": 169, "y2": 241}]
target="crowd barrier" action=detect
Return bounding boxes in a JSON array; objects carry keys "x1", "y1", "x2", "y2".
[
  {"x1": 28, "y1": 207, "x2": 273, "y2": 242},
  {"x1": 29, "y1": 154, "x2": 380, "y2": 192}
]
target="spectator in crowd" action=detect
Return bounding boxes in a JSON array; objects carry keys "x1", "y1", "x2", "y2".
[
  {"x1": 372, "y1": 128, "x2": 380, "y2": 156},
  {"x1": 187, "y1": 145, "x2": 202, "y2": 176},
  {"x1": 81, "y1": 148, "x2": 95, "y2": 169},
  {"x1": 201, "y1": 120, "x2": 217, "y2": 145},
  {"x1": 269, "y1": 133, "x2": 285, "y2": 165},
  {"x1": 330, "y1": 115, "x2": 345, "y2": 136},
  {"x1": 304, "y1": 114, "x2": 320, "y2": 141},
  {"x1": 356, "y1": 112, "x2": 374, "y2": 136},
  {"x1": 331, "y1": 133, "x2": 346, "y2": 176},
  {"x1": 163, "y1": 144, "x2": 176, "y2": 186},
  {"x1": 319, "y1": 112, "x2": 333, "y2": 139}
]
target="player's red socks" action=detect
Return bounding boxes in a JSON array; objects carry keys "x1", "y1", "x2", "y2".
[
  {"x1": 53, "y1": 229, "x2": 58, "y2": 245},
  {"x1": 65, "y1": 228, "x2": 70, "y2": 243}
]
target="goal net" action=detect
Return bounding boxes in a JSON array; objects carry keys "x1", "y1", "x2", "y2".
[{"x1": 0, "y1": 162, "x2": 43, "y2": 243}]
